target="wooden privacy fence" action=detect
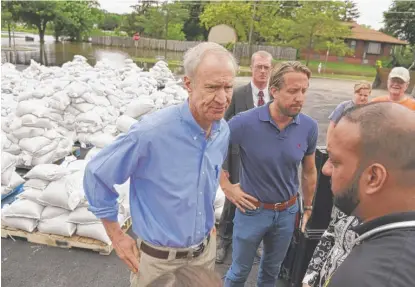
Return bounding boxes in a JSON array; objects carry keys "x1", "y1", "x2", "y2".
[{"x1": 90, "y1": 36, "x2": 297, "y2": 60}]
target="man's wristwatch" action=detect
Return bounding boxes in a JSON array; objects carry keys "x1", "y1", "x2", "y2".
[{"x1": 304, "y1": 205, "x2": 313, "y2": 211}]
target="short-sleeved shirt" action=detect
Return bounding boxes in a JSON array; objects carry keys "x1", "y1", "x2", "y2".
[
  {"x1": 371, "y1": 95, "x2": 415, "y2": 111},
  {"x1": 328, "y1": 100, "x2": 355, "y2": 124},
  {"x1": 228, "y1": 102, "x2": 318, "y2": 203}
]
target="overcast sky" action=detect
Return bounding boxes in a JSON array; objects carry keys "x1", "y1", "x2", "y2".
[{"x1": 98, "y1": 0, "x2": 393, "y2": 30}]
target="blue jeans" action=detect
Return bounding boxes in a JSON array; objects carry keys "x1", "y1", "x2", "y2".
[{"x1": 224, "y1": 202, "x2": 298, "y2": 287}]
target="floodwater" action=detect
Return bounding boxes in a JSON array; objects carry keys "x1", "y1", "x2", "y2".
[{"x1": 1, "y1": 32, "x2": 185, "y2": 70}]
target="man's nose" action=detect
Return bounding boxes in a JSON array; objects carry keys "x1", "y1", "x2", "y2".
[
  {"x1": 322, "y1": 159, "x2": 333, "y2": 176},
  {"x1": 215, "y1": 88, "x2": 227, "y2": 104}
]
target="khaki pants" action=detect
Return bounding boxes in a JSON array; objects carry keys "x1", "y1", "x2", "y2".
[{"x1": 130, "y1": 230, "x2": 216, "y2": 287}]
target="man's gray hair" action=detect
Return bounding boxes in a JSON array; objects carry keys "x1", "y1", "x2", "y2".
[
  {"x1": 269, "y1": 61, "x2": 311, "y2": 90},
  {"x1": 340, "y1": 102, "x2": 415, "y2": 173},
  {"x1": 183, "y1": 42, "x2": 238, "y2": 78},
  {"x1": 251, "y1": 50, "x2": 273, "y2": 65}
]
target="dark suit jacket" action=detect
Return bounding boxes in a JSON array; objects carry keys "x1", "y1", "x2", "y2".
[{"x1": 223, "y1": 83, "x2": 254, "y2": 184}]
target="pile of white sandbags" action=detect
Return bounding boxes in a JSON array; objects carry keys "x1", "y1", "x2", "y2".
[
  {"x1": 2, "y1": 162, "x2": 130, "y2": 244},
  {"x1": 1, "y1": 152, "x2": 25, "y2": 195},
  {"x1": 1, "y1": 56, "x2": 188, "y2": 157},
  {"x1": 149, "y1": 60, "x2": 176, "y2": 88}
]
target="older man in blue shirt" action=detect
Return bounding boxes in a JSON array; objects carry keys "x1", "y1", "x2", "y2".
[
  {"x1": 83, "y1": 42, "x2": 237, "y2": 286},
  {"x1": 221, "y1": 61, "x2": 318, "y2": 287}
]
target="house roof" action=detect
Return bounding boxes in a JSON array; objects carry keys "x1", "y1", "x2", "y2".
[{"x1": 344, "y1": 22, "x2": 408, "y2": 45}]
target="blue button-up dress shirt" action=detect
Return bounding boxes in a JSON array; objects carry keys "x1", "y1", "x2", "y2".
[{"x1": 83, "y1": 101, "x2": 230, "y2": 248}]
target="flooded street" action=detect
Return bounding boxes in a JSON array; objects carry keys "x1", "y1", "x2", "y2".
[{"x1": 1, "y1": 32, "x2": 185, "y2": 68}]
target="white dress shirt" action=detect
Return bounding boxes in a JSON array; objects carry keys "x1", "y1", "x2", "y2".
[{"x1": 251, "y1": 81, "x2": 271, "y2": 107}]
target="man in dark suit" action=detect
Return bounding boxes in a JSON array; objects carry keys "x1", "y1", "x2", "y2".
[{"x1": 216, "y1": 51, "x2": 273, "y2": 263}]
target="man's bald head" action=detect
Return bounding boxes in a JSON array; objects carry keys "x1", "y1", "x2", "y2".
[{"x1": 339, "y1": 102, "x2": 415, "y2": 172}]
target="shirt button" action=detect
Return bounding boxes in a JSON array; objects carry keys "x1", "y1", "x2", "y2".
[
  {"x1": 202, "y1": 172, "x2": 205, "y2": 175},
  {"x1": 199, "y1": 192, "x2": 202, "y2": 195},
  {"x1": 197, "y1": 231, "x2": 200, "y2": 234},
  {"x1": 198, "y1": 212, "x2": 202, "y2": 215},
  {"x1": 193, "y1": 136, "x2": 197, "y2": 140}
]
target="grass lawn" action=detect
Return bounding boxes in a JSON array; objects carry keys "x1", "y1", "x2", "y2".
[{"x1": 132, "y1": 56, "x2": 182, "y2": 66}]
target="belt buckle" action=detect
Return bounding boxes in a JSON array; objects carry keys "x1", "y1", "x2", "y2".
[
  {"x1": 191, "y1": 242, "x2": 205, "y2": 258},
  {"x1": 274, "y1": 202, "x2": 286, "y2": 211}
]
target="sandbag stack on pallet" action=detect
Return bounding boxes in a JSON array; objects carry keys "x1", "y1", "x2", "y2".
[{"x1": 1, "y1": 162, "x2": 130, "y2": 245}]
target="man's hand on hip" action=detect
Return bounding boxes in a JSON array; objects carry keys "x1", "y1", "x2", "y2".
[
  {"x1": 223, "y1": 183, "x2": 258, "y2": 213},
  {"x1": 112, "y1": 233, "x2": 140, "y2": 273}
]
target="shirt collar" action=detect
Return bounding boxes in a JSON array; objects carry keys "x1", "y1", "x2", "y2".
[
  {"x1": 258, "y1": 101, "x2": 300, "y2": 125},
  {"x1": 251, "y1": 81, "x2": 269, "y2": 97},
  {"x1": 352, "y1": 211, "x2": 415, "y2": 235},
  {"x1": 179, "y1": 100, "x2": 221, "y2": 139}
]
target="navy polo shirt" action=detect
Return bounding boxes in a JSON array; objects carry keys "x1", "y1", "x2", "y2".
[{"x1": 228, "y1": 101, "x2": 318, "y2": 203}]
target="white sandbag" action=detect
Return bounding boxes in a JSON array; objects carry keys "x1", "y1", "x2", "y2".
[
  {"x1": 66, "y1": 81, "x2": 89, "y2": 97},
  {"x1": 20, "y1": 114, "x2": 56, "y2": 129},
  {"x1": 38, "y1": 213, "x2": 76, "y2": 237},
  {"x1": 3, "y1": 143, "x2": 21, "y2": 155},
  {"x1": 89, "y1": 133, "x2": 115, "y2": 148},
  {"x1": 24, "y1": 179, "x2": 50, "y2": 190},
  {"x1": 76, "y1": 111, "x2": 102, "y2": 125},
  {"x1": 38, "y1": 172, "x2": 83, "y2": 210},
  {"x1": 124, "y1": 97, "x2": 155, "y2": 119},
  {"x1": 18, "y1": 188, "x2": 44, "y2": 204},
  {"x1": 215, "y1": 186, "x2": 226, "y2": 209},
  {"x1": 84, "y1": 147, "x2": 102, "y2": 162},
  {"x1": 31, "y1": 150, "x2": 56, "y2": 166},
  {"x1": 15, "y1": 100, "x2": 51, "y2": 117},
  {"x1": 2, "y1": 199, "x2": 45, "y2": 219},
  {"x1": 1, "y1": 152, "x2": 17, "y2": 186},
  {"x1": 67, "y1": 159, "x2": 88, "y2": 173},
  {"x1": 12, "y1": 126, "x2": 45, "y2": 140},
  {"x1": 32, "y1": 140, "x2": 59, "y2": 157},
  {"x1": 6, "y1": 172, "x2": 25, "y2": 190},
  {"x1": 9, "y1": 117, "x2": 22, "y2": 130},
  {"x1": 76, "y1": 214, "x2": 125, "y2": 244},
  {"x1": 67, "y1": 206, "x2": 100, "y2": 224},
  {"x1": 40, "y1": 206, "x2": 69, "y2": 220},
  {"x1": 1, "y1": 213, "x2": 38, "y2": 232},
  {"x1": 25, "y1": 164, "x2": 71, "y2": 181},
  {"x1": 82, "y1": 92, "x2": 111, "y2": 106},
  {"x1": 73, "y1": 103, "x2": 95, "y2": 113},
  {"x1": 114, "y1": 178, "x2": 130, "y2": 201},
  {"x1": 6, "y1": 133, "x2": 19, "y2": 144},
  {"x1": 19, "y1": 136, "x2": 52, "y2": 154},
  {"x1": 66, "y1": 105, "x2": 81, "y2": 116},
  {"x1": 116, "y1": 115, "x2": 136, "y2": 133},
  {"x1": 47, "y1": 91, "x2": 70, "y2": 111}
]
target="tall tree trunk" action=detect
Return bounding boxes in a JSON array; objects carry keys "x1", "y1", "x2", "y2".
[
  {"x1": 8, "y1": 22, "x2": 12, "y2": 47},
  {"x1": 306, "y1": 32, "x2": 313, "y2": 66}
]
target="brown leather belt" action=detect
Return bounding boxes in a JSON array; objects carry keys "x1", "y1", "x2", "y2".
[
  {"x1": 251, "y1": 194, "x2": 298, "y2": 211},
  {"x1": 140, "y1": 234, "x2": 210, "y2": 260}
]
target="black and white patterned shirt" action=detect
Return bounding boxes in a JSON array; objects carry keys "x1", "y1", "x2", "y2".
[{"x1": 302, "y1": 207, "x2": 360, "y2": 287}]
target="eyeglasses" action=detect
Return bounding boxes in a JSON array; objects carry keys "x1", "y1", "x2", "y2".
[{"x1": 253, "y1": 65, "x2": 271, "y2": 71}]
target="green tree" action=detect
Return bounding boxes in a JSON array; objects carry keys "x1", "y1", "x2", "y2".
[
  {"x1": 200, "y1": 2, "x2": 253, "y2": 42},
  {"x1": 16, "y1": 1, "x2": 58, "y2": 43},
  {"x1": 340, "y1": 0, "x2": 360, "y2": 22},
  {"x1": 182, "y1": 1, "x2": 208, "y2": 41},
  {"x1": 383, "y1": 0, "x2": 415, "y2": 45},
  {"x1": 279, "y1": 1, "x2": 352, "y2": 65},
  {"x1": 53, "y1": 1, "x2": 98, "y2": 42},
  {"x1": 1, "y1": 1, "x2": 20, "y2": 47}
]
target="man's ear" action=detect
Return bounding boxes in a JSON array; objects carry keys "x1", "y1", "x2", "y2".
[
  {"x1": 363, "y1": 163, "x2": 388, "y2": 195},
  {"x1": 183, "y1": 76, "x2": 192, "y2": 95},
  {"x1": 270, "y1": 87, "x2": 278, "y2": 99}
]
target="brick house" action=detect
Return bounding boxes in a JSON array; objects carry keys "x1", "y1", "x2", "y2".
[{"x1": 301, "y1": 22, "x2": 408, "y2": 65}]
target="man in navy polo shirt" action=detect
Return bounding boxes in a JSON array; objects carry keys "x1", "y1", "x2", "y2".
[{"x1": 221, "y1": 61, "x2": 318, "y2": 287}]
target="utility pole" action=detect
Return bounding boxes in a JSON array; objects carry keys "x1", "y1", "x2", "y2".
[
  {"x1": 248, "y1": 0, "x2": 257, "y2": 58},
  {"x1": 164, "y1": 2, "x2": 169, "y2": 60}
]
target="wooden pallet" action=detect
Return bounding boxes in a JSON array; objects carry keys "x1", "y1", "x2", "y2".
[{"x1": 1, "y1": 217, "x2": 132, "y2": 255}]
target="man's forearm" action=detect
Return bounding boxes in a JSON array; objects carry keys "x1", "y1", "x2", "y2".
[
  {"x1": 102, "y1": 219, "x2": 124, "y2": 241},
  {"x1": 301, "y1": 167, "x2": 317, "y2": 206},
  {"x1": 220, "y1": 170, "x2": 233, "y2": 194}
]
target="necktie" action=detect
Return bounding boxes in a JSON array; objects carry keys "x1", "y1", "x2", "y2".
[{"x1": 258, "y1": 91, "x2": 265, "y2": 106}]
